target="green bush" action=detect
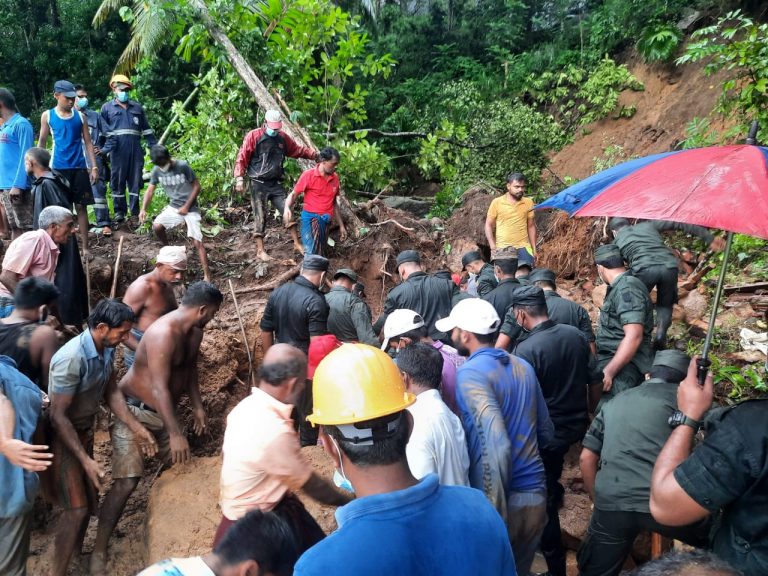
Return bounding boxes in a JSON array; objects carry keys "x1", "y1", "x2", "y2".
[{"x1": 637, "y1": 23, "x2": 682, "y2": 63}]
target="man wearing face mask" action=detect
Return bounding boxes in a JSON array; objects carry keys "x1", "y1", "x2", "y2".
[
  {"x1": 260, "y1": 254, "x2": 330, "y2": 445},
  {"x1": 295, "y1": 343, "x2": 516, "y2": 575},
  {"x1": 593, "y1": 244, "x2": 654, "y2": 407},
  {"x1": 99, "y1": 74, "x2": 157, "y2": 226},
  {"x1": 74, "y1": 84, "x2": 111, "y2": 236},
  {"x1": 0, "y1": 277, "x2": 60, "y2": 389},
  {"x1": 218, "y1": 344, "x2": 350, "y2": 555},
  {"x1": 234, "y1": 109, "x2": 318, "y2": 260}
]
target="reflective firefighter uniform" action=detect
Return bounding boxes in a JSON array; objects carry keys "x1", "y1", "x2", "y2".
[
  {"x1": 82, "y1": 109, "x2": 109, "y2": 227},
  {"x1": 99, "y1": 99, "x2": 156, "y2": 220}
]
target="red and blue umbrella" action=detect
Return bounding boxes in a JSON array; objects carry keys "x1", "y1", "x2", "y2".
[
  {"x1": 537, "y1": 144, "x2": 768, "y2": 239},
  {"x1": 537, "y1": 141, "x2": 768, "y2": 380}
]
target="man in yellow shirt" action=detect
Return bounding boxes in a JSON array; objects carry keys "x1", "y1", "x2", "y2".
[{"x1": 485, "y1": 173, "x2": 537, "y2": 270}]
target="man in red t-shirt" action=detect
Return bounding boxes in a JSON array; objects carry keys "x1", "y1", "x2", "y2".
[{"x1": 283, "y1": 147, "x2": 347, "y2": 256}]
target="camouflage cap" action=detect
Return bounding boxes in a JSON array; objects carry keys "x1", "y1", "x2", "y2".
[{"x1": 491, "y1": 246, "x2": 518, "y2": 262}]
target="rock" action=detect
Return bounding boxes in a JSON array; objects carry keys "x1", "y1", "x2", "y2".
[
  {"x1": 383, "y1": 196, "x2": 432, "y2": 218},
  {"x1": 680, "y1": 289, "x2": 707, "y2": 322}
]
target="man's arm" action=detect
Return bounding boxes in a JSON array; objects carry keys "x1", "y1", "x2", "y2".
[
  {"x1": 651, "y1": 220, "x2": 723, "y2": 250},
  {"x1": 580, "y1": 448, "x2": 599, "y2": 501},
  {"x1": 484, "y1": 215, "x2": 497, "y2": 250},
  {"x1": 601, "y1": 323, "x2": 643, "y2": 392},
  {"x1": 80, "y1": 113, "x2": 99, "y2": 184},
  {"x1": 334, "y1": 196, "x2": 347, "y2": 240},
  {"x1": 178, "y1": 177, "x2": 200, "y2": 216},
  {"x1": 533, "y1": 374, "x2": 555, "y2": 448},
  {"x1": 351, "y1": 301, "x2": 379, "y2": 347},
  {"x1": 120, "y1": 280, "x2": 148, "y2": 350},
  {"x1": 283, "y1": 133, "x2": 317, "y2": 161},
  {"x1": 138, "y1": 106, "x2": 157, "y2": 147},
  {"x1": 301, "y1": 472, "x2": 352, "y2": 506},
  {"x1": 105, "y1": 374, "x2": 157, "y2": 457},
  {"x1": 99, "y1": 106, "x2": 115, "y2": 156},
  {"x1": 233, "y1": 129, "x2": 257, "y2": 187},
  {"x1": 49, "y1": 390, "x2": 105, "y2": 489},
  {"x1": 184, "y1": 327, "x2": 207, "y2": 436},
  {"x1": 38, "y1": 110, "x2": 51, "y2": 148},
  {"x1": 0, "y1": 270, "x2": 21, "y2": 295},
  {"x1": 527, "y1": 216, "x2": 537, "y2": 255},
  {"x1": 650, "y1": 357, "x2": 714, "y2": 526},
  {"x1": 29, "y1": 325, "x2": 59, "y2": 392},
  {"x1": 141, "y1": 331, "x2": 189, "y2": 464},
  {"x1": 11, "y1": 120, "x2": 33, "y2": 191},
  {"x1": 0, "y1": 387, "x2": 52, "y2": 472}
]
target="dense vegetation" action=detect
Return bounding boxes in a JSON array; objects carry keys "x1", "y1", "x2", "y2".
[{"x1": 3, "y1": 0, "x2": 764, "y2": 213}]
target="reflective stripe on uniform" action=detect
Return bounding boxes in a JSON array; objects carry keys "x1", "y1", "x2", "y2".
[{"x1": 107, "y1": 129, "x2": 142, "y2": 136}]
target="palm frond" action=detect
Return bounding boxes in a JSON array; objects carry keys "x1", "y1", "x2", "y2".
[{"x1": 93, "y1": 0, "x2": 133, "y2": 27}]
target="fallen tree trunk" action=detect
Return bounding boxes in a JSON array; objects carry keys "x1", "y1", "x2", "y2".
[
  {"x1": 190, "y1": 0, "x2": 367, "y2": 237},
  {"x1": 237, "y1": 265, "x2": 301, "y2": 293}
]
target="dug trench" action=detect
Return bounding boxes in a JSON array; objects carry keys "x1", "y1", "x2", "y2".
[{"x1": 27, "y1": 198, "x2": 648, "y2": 575}]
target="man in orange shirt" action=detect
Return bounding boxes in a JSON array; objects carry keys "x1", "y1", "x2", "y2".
[
  {"x1": 284, "y1": 147, "x2": 347, "y2": 256},
  {"x1": 485, "y1": 172, "x2": 537, "y2": 270},
  {"x1": 217, "y1": 343, "x2": 350, "y2": 553}
]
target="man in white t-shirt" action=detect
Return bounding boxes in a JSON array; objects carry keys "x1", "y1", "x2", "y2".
[
  {"x1": 398, "y1": 342, "x2": 470, "y2": 486},
  {"x1": 137, "y1": 509, "x2": 299, "y2": 576}
]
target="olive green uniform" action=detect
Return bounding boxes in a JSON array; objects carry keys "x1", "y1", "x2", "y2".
[
  {"x1": 325, "y1": 286, "x2": 379, "y2": 346},
  {"x1": 476, "y1": 262, "x2": 498, "y2": 297},
  {"x1": 596, "y1": 272, "x2": 653, "y2": 400},
  {"x1": 578, "y1": 378, "x2": 710, "y2": 576},
  {"x1": 614, "y1": 220, "x2": 714, "y2": 347}
]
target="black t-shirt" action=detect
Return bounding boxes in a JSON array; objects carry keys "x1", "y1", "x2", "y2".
[
  {"x1": 260, "y1": 276, "x2": 328, "y2": 353},
  {"x1": 514, "y1": 320, "x2": 596, "y2": 446},
  {"x1": 675, "y1": 399, "x2": 768, "y2": 575}
]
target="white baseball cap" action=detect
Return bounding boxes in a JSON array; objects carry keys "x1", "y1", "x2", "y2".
[
  {"x1": 265, "y1": 109, "x2": 283, "y2": 129},
  {"x1": 435, "y1": 298, "x2": 500, "y2": 335},
  {"x1": 381, "y1": 309, "x2": 425, "y2": 350}
]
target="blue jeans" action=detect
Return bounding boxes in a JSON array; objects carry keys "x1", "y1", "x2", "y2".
[
  {"x1": 506, "y1": 489, "x2": 547, "y2": 576},
  {"x1": 122, "y1": 327, "x2": 144, "y2": 369}
]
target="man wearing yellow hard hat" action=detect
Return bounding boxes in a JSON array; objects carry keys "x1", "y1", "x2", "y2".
[
  {"x1": 98, "y1": 74, "x2": 157, "y2": 227},
  {"x1": 294, "y1": 343, "x2": 516, "y2": 575}
]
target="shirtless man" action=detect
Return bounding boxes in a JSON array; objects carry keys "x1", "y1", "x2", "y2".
[
  {"x1": 121, "y1": 245, "x2": 186, "y2": 368},
  {"x1": 90, "y1": 281, "x2": 223, "y2": 574}
]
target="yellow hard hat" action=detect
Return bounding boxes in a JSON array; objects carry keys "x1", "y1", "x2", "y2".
[
  {"x1": 307, "y1": 343, "x2": 415, "y2": 426},
  {"x1": 109, "y1": 74, "x2": 133, "y2": 89}
]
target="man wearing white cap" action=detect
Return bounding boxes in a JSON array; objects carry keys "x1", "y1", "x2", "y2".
[
  {"x1": 436, "y1": 298, "x2": 554, "y2": 576},
  {"x1": 234, "y1": 109, "x2": 319, "y2": 260},
  {"x1": 121, "y1": 245, "x2": 186, "y2": 368},
  {"x1": 381, "y1": 308, "x2": 464, "y2": 414}
]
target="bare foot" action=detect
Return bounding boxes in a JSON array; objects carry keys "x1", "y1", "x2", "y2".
[
  {"x1": 203, "y1": 276, "x2": 211, "y2": 283},
  {"x1": 293, "y1": 243, "x2": 305, "y2": 255},
  {"x1": 89, "y1": 551, "x2": 107, "y2": 576},
  {"x1": 257, "y1": 250, "x2": 273, "y2": 262}
]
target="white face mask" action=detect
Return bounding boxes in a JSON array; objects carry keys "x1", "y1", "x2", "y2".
[{"x1": 330, "y1": 436, "x2": 354, "y2": 493}]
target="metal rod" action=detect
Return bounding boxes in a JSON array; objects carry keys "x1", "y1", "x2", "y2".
[{"x1": 698, "y1": 231, "x2": 734, "y2": 383}]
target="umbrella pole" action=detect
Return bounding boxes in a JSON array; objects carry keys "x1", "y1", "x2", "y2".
[{"x1": 698, "y1": 231, "x2": 734, "y2": 384}]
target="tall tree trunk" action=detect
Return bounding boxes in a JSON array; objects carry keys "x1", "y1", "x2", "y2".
[{"x1": 189, "y1": 0, "x2": 365, "y2": 235}]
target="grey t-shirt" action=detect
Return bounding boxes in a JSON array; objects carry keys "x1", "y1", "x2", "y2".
[{"x1": 149, "y1": 160, "x2": 199, "y2": 212}]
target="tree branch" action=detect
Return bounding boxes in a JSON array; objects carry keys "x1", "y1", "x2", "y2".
[{"x1": 333, "y1": 129, "x2": 493, "y2": 149}]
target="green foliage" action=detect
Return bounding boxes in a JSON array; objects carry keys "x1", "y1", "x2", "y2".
[
  {"x1": 592, "y1": 143, "x2": 633, "y2": 172},
  {"x1": 521, "y1": 57, "x2": 644, "y2": 131},
  {"x1": 678, "y1": 9, "x2": 768, "y2": 131},
  {"x1": 637, "y1": 23, "x2": 682, "y2": 63},
  {"x1": 334, "y1": 138, "x2": 392, "y2": 194},
  {"x1": 169, "y1": 67, "x2": 253, "y2": 208},
  {"x1": 709, "y1": 356, "x2": 768, "y2": 401},
  {"x1": 679, "y1": 117, "x2": 737, "y2": 149}
]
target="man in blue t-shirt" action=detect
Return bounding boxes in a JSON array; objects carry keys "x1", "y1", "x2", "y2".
[
  {"x1": 436, "y1": 297, "x2": 554, "y2": 576},
  {"x1": 0, "y1": 355, "x2": 52, "y2": 575},
  {"x1": 295, "y1": 343, "x2": 516, "y2": 576},
  {"x1": 0, "y1": 88, "x2": 34, "y2": 239}
]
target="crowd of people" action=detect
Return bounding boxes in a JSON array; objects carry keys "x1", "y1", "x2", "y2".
[{"x1": 0, "y1": 76, "x2": 766, "y2": 576}]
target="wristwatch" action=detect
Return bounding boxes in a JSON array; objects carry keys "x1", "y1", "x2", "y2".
[{"x1": 668, "y1": 410, "x2": 702, "y2": 431}]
